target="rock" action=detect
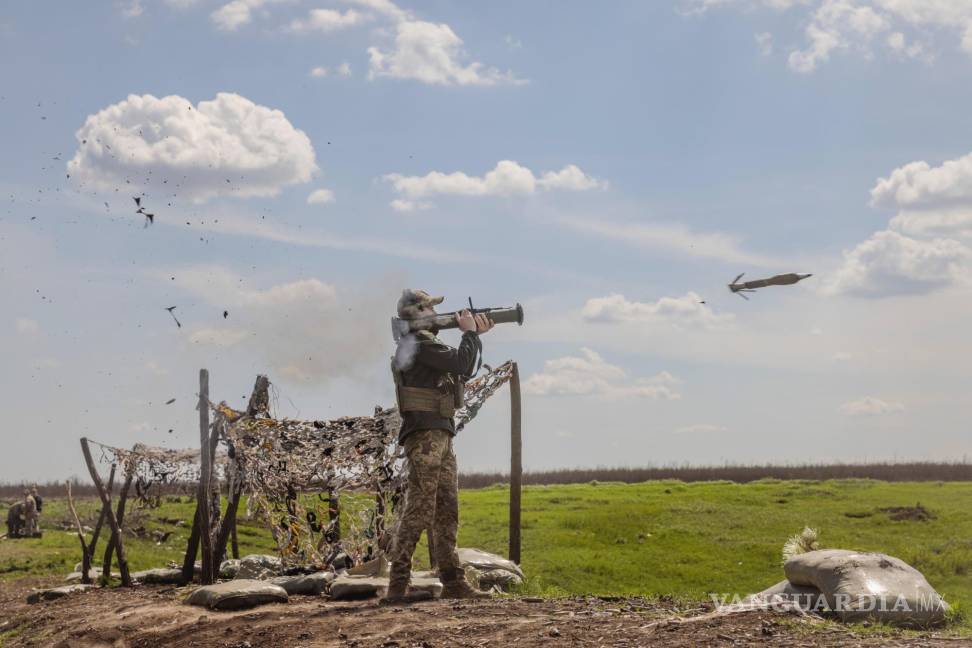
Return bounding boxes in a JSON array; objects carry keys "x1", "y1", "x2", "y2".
[
  {"x1": 131, "y1": 568, "x2": 183, "y2": 585},
  {"x1": 27, "y1": 584, "x2": 96, "y2": 604},
  {"x1": 234, "y1": 554, "x2": 282, "y2": 580},
  {"x1": 329, "y1": 575, "x2": 442, "y2": 600},
  {"x1": 785, "y1": 549, "x2": 950, "y2": 626},
  {"x1": 219, "y1": 559, "x2": 241, "y2": 579},
  {"x1": 184, "y1": 579, "x2": 288, "y2": 610},
  {"x1": 270, "y1": 572, "x2": 334, "y2": 596},
  {"x1": 457, "y1": 548, "x2": 524, "y2": 579},
  {"x1": 479, "y1": 568, "x2": 523, "y2": 591}
]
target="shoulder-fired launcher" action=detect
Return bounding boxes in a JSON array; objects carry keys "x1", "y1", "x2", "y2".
[{"x1": 392, "y1": 303, "x2": 524, "y2": 342}]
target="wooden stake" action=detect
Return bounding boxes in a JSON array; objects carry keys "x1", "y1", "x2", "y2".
[
  {"x1": 509, "y1": 361, "x2": 522, "y2": 565},
  {"x1": 65, "y1": 481, "x2": 90, "y2": 585},
  {"x1": 80, "y1": 438, "x2": 131, "y2": 586},
  {"x1": 103, "y1": 470, "x2": 133, "y2": 584},
  {"x1": 197, "y1": 369, "x2": 215, "y2": 584},
  {"x1": 88, "y1": 464, "x2": 116, "y2": 560},
  {"x1": 230, "y1": 518, "x2": 239, "y2": 559},
  {"x1": 181, "y1": 507, "x2": 201, "y2": 584}
]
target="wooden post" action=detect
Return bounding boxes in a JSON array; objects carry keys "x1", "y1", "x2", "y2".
[
  {"x1": 65, "y1": 481, "x2": 90, "y2": 585},
  {"x1": 103, "y1": 470, "x2": 133, "y2": 584},
  {"x1": 181, "y1": 507, "x2": 201, "y2": 584},
  {"x1": 212, "y1": 476, "x2": 241, "y2": 575},
  {"x1": 197, "y1": 369, "x2": 215, "y2": 584},
  {"x1": 230, "y1": 518, "x2": 239, "y2": 559},
  {"x1": 509, "y1": 362, "x2": 522, "y2": 565},
  {"x1": 246, "y1": 375, "x2": 270, "y2": 416},
  {"x1": 88, "y1": 464, "x2": 116, "y2": 560},
  {"x1": 80, "y1": 438, "x2": 131, "y2": 586}
]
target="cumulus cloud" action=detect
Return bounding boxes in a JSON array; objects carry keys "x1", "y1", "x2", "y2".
[
  {"x1": 368, "y1": 20, "x2": 524, "y2": 86},
  {"x1": 389, "y1": 199, "x2": 431, "y2": 212},
  {"x1": 871, "y1": 149, "x2": 972, "y2": 238},
  {"x1": 755, "y1": 31, "x2": 774, "y2": 55},
  {"x1": 523, "y1": 348, "x2": 681, "y2": 400},
  {"x1": 67, "y1": 93, "x2": 317, "y2": 204},
  {"x1": 822, "y1": 229, "x2": 970, "y2": 297},
  {"x1": 685, "y1": 0, "x2": 972, "y2": 72},
  {"x1": 307, "y1": 188, "x2": 335, "y2": 205},
  {"x1": 173, "y1": 267, "x2": 398, "y2": 384},
  {"x1": 211, "y1": 0, "x2": 272, "y2": 31},
  {"x1": 336, "y1": 61, "x2": 353, "y2": 76},
  {"x1": 290, "y1": 8, "x2": 368, "y2": 33},
  {"x1": 309, "y1": 66, "x2": 329, "y2": 78},
  {"x1": 840, "y1": 396, "x2": 904, "y2": 416},
  {"x1": 383, "y1": 160, "x2": 603, "y2": 208},
  {"x1": 581, "y1": 292, "x2": 735, "y2": 329}
]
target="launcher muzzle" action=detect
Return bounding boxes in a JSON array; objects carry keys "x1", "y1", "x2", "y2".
[{"x1": 392, "y1": 303, "x2": 524, "y2": 342}]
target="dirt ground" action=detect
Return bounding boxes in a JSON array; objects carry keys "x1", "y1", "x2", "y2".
[{"x1": 0, "y1": 579, "x2": 968, "y2": 648}]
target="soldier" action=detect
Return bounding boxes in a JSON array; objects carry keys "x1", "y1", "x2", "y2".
[
  {"x1": 30, "y1": 486, "x2": 42, "y2": 531},
  {"x1": 22, "y1": 489, "x2": 38, "y2": 537},
  {"x1": 381, "y1": 289, "x2": 494, "y2": 604}
]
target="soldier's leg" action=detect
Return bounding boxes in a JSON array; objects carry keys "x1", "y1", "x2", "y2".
[
  {"x1": 430, "y1": 437, "x2": 461, "y2": 574},
  {"x1": 386, "y1": 430, "x2": 448, "y2": 589}
]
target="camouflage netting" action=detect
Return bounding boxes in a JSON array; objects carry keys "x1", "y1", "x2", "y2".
[
  {"x1": 216, "y1": 361, "x2": 515, "y2": 569},
  {"x1": 87, "y1": 440, "x2": 230, "y2": 506}
]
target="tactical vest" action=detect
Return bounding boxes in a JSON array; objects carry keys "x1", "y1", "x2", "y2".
[{"x1": 391, "y1": 333, "x2": 463, "y2": 418}]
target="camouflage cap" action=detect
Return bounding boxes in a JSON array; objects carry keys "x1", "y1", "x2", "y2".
[{"x1": 397, "y1": 288, "x2": 444, "y2": 319}]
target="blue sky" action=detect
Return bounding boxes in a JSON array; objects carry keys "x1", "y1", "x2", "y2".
[{"x1": 3, "y1": 0, "x2": 972, "y2": 481}]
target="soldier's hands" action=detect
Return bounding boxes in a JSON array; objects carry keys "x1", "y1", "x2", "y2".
[
  {"x1": 474, "y1": 313, "x2": 495, "y2": 334},
  {"x1": 456, "y1": 309, "x2": 477, "y2": 332}
]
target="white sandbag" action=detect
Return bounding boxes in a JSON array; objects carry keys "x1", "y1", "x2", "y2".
[
  {"x1": 27, "y1": 584, "x2": 96, "y2": 604},
  {"x1": 329, "y1": 575, "x2": 442, "y2": 600},
  {"x1": 234, "y1": 554, "x2": 282, "y2": 580},
  {"x1": 741, "y1": 579, "x2": 824, "y2": 610},
  {"x1": 784, "y1": 549, "x2": 949, "y2": 626},
  {"x1": 457, "y1": 548, "x2": 524, "y2": 578},
  {"x1": 184, "y1": 579, "x2": 288, "y2": 610},
  {"x1": 131, "y1": 568, "x2": 183, "y2": 585},
  {"x1": 270, "y1": 572, "x2": 334, "y2": 595}
]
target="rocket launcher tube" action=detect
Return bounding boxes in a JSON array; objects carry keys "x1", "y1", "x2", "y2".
[{"x1": 392, "y1": 303, "x2": 524, "y2": 341}]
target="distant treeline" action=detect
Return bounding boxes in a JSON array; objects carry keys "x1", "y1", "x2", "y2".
[
  {"x1": 4, "y1": 462, "x2": 971, "y2": 499},
  {"x1": 457, "y1": 461, "x2": 972, "y2": 488}
]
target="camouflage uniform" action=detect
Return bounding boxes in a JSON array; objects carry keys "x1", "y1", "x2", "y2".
[
  {"x1": 384, "y1": 289, "x2": 488, "y2": 601},
  {"x1": 22, "y1": 492, "x2": 37, "y2": 536}
]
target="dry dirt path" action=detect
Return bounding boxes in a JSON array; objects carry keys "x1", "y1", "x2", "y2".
[{"x1": 0, "y1": 579, "x2": 968, "y2": 647}]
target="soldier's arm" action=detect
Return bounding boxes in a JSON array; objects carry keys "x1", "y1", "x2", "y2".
[{"x1": 415, "y1": 331, "x2": 480, "y2": 375}]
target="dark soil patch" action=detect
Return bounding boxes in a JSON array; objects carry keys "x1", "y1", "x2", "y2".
[{"x1": 879, "y1": 504, "x2": 935, "y2": 522}]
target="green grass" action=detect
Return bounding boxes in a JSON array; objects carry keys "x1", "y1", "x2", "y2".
[{"x1": 3, "y1": 480, "x2": 972, "y2": 633}]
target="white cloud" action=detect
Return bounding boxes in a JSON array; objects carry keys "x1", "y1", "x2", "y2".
[
  {"x1": 15, "y1": 318, "x2": 39, "y2": 334},
  {"x1": 823, "y1": 229, "x2": 970, "y2": 297},
  {"x1": 832, "y1": 351, "x2": 852, "y2": 361},
  {"x1": 67, "y1": 93, "x2": 317, "y2": 204},
  {"x1": 211, "y1": 0, "x2": 265, "y2": 31},
  {"x1": 120, "y1": 0, "x2": 144, "y2": 18},
  {"x1": 686, "y1": 0, "x2": 972, "y2": 72},
  {"x1": 307, "y1": 188, "x2": 335, "y2": 205},
  {"x1": 368, "y1": 20, "x2": 524, "y2": 86},
  {"x1": 755, "y1": 31, "x2": 774, "y2": 55},
  {"x1": 383, "y1": 160, "x2": 603, "y2": 207},
  {"x1": 523, "y1": 348, "x2": 681, "y2": 400},
  {"x1": 390, "y1": 199, "x2": 431, "y2": 212},
  {"x1": 581, "y1": 292, "x2": 735, "y2": 329},
  {"x1": 505, "y1": 34, "x2": 523, "y2": 49},
  {"x1": 561, "y1": 218, "x2": 779, "y2": 267},
  {"x1": 674, "y1": 424, "x2": 728, "y2": 434},
  {"x1": 344, "y1": 0, "x2": 410, "y2": 22},
  {"x1": 145, "y1": 360, "x2": 168, "y2": 376},
  {"x1": 174, "y1": 267, "x2": 400, "y2": 384},
  {"x1": 840, "y1": 396, "x2": 904, "y2": 416},
  {"x1": 336, "y1": 61, "x2": 353, "y2": 76},
  {"x1": 290, "y1": 8, "x2": 368, "y2": 33},
  {"x1": 309, "y1": 66, "x2": 328, "y2": 78}
]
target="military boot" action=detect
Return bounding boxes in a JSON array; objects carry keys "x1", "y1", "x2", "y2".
[
  {"x1": 439, "y1": 568, "x2": 492, "y2": 600},
  {"x1": 378, "y1": 579, "x2": 433, "y2": 605}
]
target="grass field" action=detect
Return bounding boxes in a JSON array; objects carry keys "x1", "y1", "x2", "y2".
[{"x1": 3, "y1": 479, "x2": 971, "y2": 630}]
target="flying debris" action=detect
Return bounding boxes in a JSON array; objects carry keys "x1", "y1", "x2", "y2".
[
  {"x1": 165, "y1": 306, "x2": 182, "y2": 328},
  {"x1": 728, "y1": 273, "x2": 812, "y2": 300},
  {"x1": 223, "y1": 310, "x2": 229, "y2": 319},
  {"x1": 134, "y1": 196, "x2": 155, "y2": 226},
  {"x1": 164, "y1": 398, "x2": 176, "y2": 405}
]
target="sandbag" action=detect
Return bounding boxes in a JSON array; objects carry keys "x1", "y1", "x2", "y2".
[
  {"x1": 271, "y1": 572, "x2": 334, "y2": 595},
  {"x1": 27, "y1": 584, "x2": 96, "y2": 604},
  {"x1": 235, "y1": 554, "x2": 282, "y2": 580},
  {"x1": 131, "y1": 568, "x2": 183, "y2": 585},
  {"x1": 784, "y1": 549, "x2": 949, "y2": 626},
  {"x1": 741, "y1": 579, "x2": 823, "y2": 610},
  {"x1": 479, "y1": 568, "x2": 523, "y2": 591},
  {"x1": 457, "y1": 548, "x2": 524, "y2": 578},
  {"x1": 329, "y1": 575, "x2": 442, "y2": 600},
  {"x1": 219, "y1": 559, "x2": 241, "y2": 579},
  {"x1": 185, "y1": 579, "x2": 288, "y2": 610}
]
